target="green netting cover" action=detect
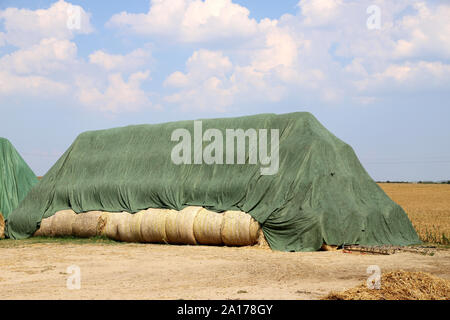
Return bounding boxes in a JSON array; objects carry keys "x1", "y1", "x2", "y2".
[
  {"x1": 0, "y1": 138, "x2": 38, "y2": 220},
  {"x1": 6, "y1": 112, "x2": 420, "y2": 251}
]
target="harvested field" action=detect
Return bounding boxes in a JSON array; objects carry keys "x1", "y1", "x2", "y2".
[
  {"x1": 0, "y1": 239, "x2": 449, "y2": 300},
  {"x1": 379, "y1": 183, "x2": 450, "y2": 245}
]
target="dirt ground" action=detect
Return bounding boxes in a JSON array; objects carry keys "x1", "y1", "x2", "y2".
[{"x1": 0, "y1": 242, "x2": 449, "y2": 300}]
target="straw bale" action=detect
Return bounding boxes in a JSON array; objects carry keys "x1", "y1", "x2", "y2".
[
  {"x1": 193, "y1": 209, "x2": 224, "y2": 245},
  {"x1": 140, "y1": 208, "x2": 173, "y2": 243},
  {"x1": 165, "y1": 206, "x2": 201, "y2": 245},
  {"x1": 50, "y1": 210, "x2": 77, "y2": 237}
]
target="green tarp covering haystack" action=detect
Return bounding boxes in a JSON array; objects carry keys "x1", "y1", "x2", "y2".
[
  {"x1": 0, "y1": 138, "x2": 38, "y2": 220},
  {"x1": 5, "y1": 112, "x2": 420, "y2": 251}
]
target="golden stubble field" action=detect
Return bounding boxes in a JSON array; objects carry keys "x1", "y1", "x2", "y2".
[{"x1": 378, "y1": 183, "x2": 450, "y2": 245}]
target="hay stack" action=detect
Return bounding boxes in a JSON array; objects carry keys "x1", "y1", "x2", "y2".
[
  {"x1": 0, "y1": 212, "x2": 5, "y2": 239},
  {"x1": 221, "y1": 211, "x2": 260, "y2": 246},
  {"x1": 193, "y1": 209, "x2": 224, "y2": 245},
  {"x1": 72, "y1": 211, "x2": 108, "y2": 238},
  {"x1": 165, "y1": 206, "x2": 200, "y2": 245},
  {"x1": 140, "y1": 208, "x2": 172, "y2": 243}
]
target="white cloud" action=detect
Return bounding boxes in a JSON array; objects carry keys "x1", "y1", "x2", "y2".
[
  {"x1": 0, "y1": 2, "x2": 155, "y2": 113},
  {"x1": 370, "y1": 61, "x2": 450, "y2": 91},
  {"x1": 249, "y1": 27, "x2": 300, "y2": 72},
  {"x1": 164, "y1": 71, "x2": 189, "y2": 88},
  {"x1": 0, "y1": 71, "x2": 68, "y2": 97},
  {"x1": 165, "y1": 75, "x2": 234, "y2": 112},
  {"x1": 2, "y1": 0, "x2": 450, "y2": 113},
  {"x1": 164, "y1": 50, "x2": 234, "y2": 110},
  {"x1": 76, "y1": 71, "x2": 151, "y2": 113},
  {"x1": 0, "y1": 0, "x2": 93, "y2": 48},
  {"x1": 108, "y1": 0, "x2": 261, "y2": 42},
  {"x1": 0, "y1": 38, "x2": 77, "y2": 75},
  {"x1": 297, "y1": 0, "x2": 343, "y2": 27},
  {"x1": 89, "y1": 49, "x2": 151, "y2": 72},
  {"x1": 165, "y1": 49, "x2": 232, "y2": 87},
  {"x1": 393, "y1": 3, "x2": 450, "y2": 59}
]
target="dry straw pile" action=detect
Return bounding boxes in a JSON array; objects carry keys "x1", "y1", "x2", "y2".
[
  {"x1": 323, "y1": 270, "x2": 450, "y2": 300},
  {"x1": 33, "y1": 206, "x2": 263, "y2": 247}
]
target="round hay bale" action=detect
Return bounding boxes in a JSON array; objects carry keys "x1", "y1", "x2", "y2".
[
  {"x1": 0, "y1": 212, "x2": 5, "y2": 239},
  {"x1": 221, "y1": 211, "x2": 259, "y2": 246},
  {"x1": 72, "y1": 211, "x2": 105, "y2": 238},
  {"x1": 51, "y1": 210, "x2": 77, "y2": 237},
  {"x1": 34, "y1": 215, "x2": 55, "y2": 237},
  {"x1": 129, "y1": 210, "x2": 145, "y2": 242},
  {"x1": 117, "y1": 211, "x2": 143, "y2": 243},
  {"x1": 140, "y1": 208, "x2": 173, "y2": 243},
  {"x1": 105, "y1": 212, "x2": 127, "y2": 241},
  {"x1": 165, "y1": 206, "x2": 201, "y2": 245},
  {"x1": 193, "y1": 209, "x2": 224, "y2": 245}
]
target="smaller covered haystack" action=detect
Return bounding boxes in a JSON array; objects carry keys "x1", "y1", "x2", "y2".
[
  {"x1": 323, "y1": 270, "x2": 450, "y2": 300},
  {"x1": 0, "y1": 138, "x2": 38, "y2": 220}
]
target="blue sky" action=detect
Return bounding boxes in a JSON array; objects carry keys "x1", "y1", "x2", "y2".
[{"x1": 0, "y1": 0, "x2": 449, "y2": 181}]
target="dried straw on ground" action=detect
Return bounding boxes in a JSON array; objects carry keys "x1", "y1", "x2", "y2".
[
  {"x1": 221, "y1": 211, "x2": 260, "y2": 246},
  {"x1": 256, "y1": 229, "x2": 270, "y2": 248},
  {"x1": 140, "y1": 208, "x2": 172, "y2": 243},
  {"x1": 323, "y1": 270, "x2": 450, "y2": 300},
  {"x1": 0, "y1": 212, "x2": 5, "y2": 239},
  {"x1": 165, "y1": 206, "x2": 200, "y2": 245},
  {"x1": 193, "y1": 209, "x2": 224, "y2": 245},
  {"x1": 320, "y1": 243, "x2": 339, "y2": 251}
]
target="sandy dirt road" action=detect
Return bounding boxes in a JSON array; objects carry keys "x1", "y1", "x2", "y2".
[{"x1": 0, "y1": 243, "x2": 449, "y2": 300}]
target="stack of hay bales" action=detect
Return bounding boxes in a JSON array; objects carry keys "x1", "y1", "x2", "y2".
[
  {"x1": 32, "y1": 206, "x2": 262, "y2": 247},
  {"x1": 34, "y1": 210, "x2": 108, "y2": 238}
]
